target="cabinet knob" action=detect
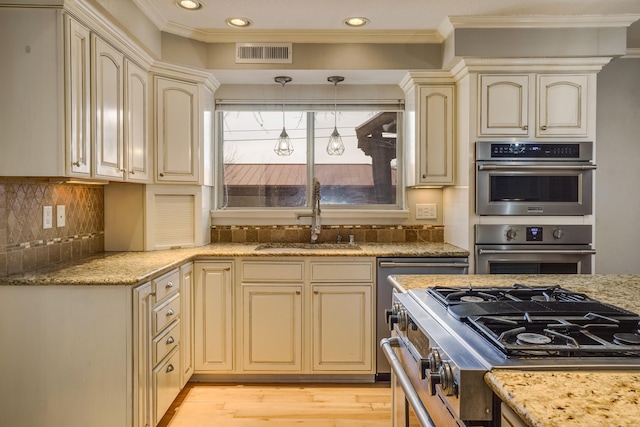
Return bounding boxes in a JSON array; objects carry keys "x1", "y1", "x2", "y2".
[
  {"x1": 72, "y1": 160, "x2": 84, "y2": 167},
  {"x1": 522, "y1": 125, "x2": 528, "y2": 131},
  {"x1": 166, "y1": 281, "x2": 174, "y2": 288},
  {"x1": 541, "y1": 125, "x2": 548, "y2": 131},
  {"x1": 159, "y1": 172, "x2": 165, "y2": 177},
  {"x1": 129, "y1": 170, "x2": 135, "y2": 175},
  {"x1": 422, "y1": 174, "x2": 427, "y2": 179},
  {"x1": 295, "y1": 290, "x2": 301, "y2": 295},
  {"x1": 166, "y1": 336, "x2": 175, "y2": 344},
  {"x1": 166, "y1": 309, "x2": 175, "y2": 316},
  {"x1": 166, "y1": 364, "x2": 174, "y2": 373}
]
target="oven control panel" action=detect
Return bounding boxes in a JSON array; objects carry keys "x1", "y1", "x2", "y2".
[
  {"x1": 475, "y1": 224, "x2": 593, "y2": 245},
  {"x1": 489, "y1": 143, "x2": 581, "y2": 158}
]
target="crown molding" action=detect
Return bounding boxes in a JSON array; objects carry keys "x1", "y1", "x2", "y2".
[
  {"x1": 623, "y1": 48, "x2": 640, "y2": 58},
  {"x1": 446, "y1": 14, "x2": 640, "y2": 31}
]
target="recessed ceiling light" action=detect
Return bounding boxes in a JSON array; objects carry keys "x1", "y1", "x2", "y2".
[
  {"x1": 343, "y1": 17, "x2": 369, "y2": 27},
  {"x1": 225, "y1": 17, "x2": 252, "y2": 28},
  {"x1": 175, "y1": 0, "x2": 202, "y2": 10}
]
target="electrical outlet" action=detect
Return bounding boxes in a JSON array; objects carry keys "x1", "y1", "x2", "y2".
[
  {"x1": 416, "y1": 203, "x2": 437, "y2": 220},
  {"x1": 57, "y1": 205, "x2": 66, "y2": 227},
  {"x1": 43, "y1": 206, "x2": 53, "y2": 229}
]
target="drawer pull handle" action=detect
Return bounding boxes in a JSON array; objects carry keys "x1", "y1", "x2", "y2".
[
  {"x1": 166, "y1": 309, "x2": 175, "y2": 316},
  {"x1": 166, "y1": 364, "x2": 174, "y2": 373},
  {"x1": 166, "y1": 281, "x2": 174, "y2": 288},
  {"x1": 166, "y1": 336, "x2": 175, "y2": 345}
]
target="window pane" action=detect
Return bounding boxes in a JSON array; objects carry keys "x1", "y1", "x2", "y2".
[
  {"x1": 314, "y1": 111, "x2": 397, "y2": 205},
  {"x1": 221, "y1": 111, "x2": 308, "y2": 207}
]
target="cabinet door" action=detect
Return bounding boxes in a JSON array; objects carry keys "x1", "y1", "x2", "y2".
[
  {"x1": 133, "y1": 282, "x2": 153, "y2": 427},
  {"x1": 418, "y1": 85, "x2": 455, "y2": 185},
  {"x1": 537, "y1": 74, "x2": 589, "y2": 137},
  {"x1": 242, "y1": 284, "x2": 303, "y2": 371},
  {"x1": 155, "y1": 77, "x2": 200, "y2": 183},
  {"x1": 124, "y1": 59, "x2": 151, "y2": 182},
  {"x1": 479, "y1": 75, "x2": 529, "y2": 136},
  {"x1": 312, "y1": 284, "x2": 373, "y2": 372},
  {"x1": 92, "y1": 35, "x2": 124, "y2": 180},
  {"x1": 65, "y1": 17, "x2": 91, "y2": 176},
  {"x1": 180, "y1": 262, "x2": 194, "y2": 386},
  {"x1": 194, "y1": 262, "x2": 234, "y2": 371}
]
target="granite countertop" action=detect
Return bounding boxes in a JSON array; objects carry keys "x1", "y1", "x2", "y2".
[
  {"x1": 0, "y1": 242, "x2": 468, "y2": 286},
  {"x1": 388, "y1": 274, "x2": 640, "y2": 427}
]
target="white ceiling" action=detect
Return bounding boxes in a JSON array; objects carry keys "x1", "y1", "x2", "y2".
[
  {"x1": 134, "y1": 0, "x2": 640, "y2": 36},
  {"x1": 130, "y1": 0, "x2": 640, "y2": 84}
]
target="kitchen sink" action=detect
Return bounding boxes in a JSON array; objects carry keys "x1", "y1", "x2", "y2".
[{"x1": 254, "y1": 242, "x2": 362, "y2": 251}]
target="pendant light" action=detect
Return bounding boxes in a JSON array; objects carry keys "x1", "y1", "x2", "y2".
[
  {"x1": 326, "y1": 76, "x2": 345, "y2": 156},
  {"x1": 274, "y1": 76, "x2": 294, "y2": 156}
]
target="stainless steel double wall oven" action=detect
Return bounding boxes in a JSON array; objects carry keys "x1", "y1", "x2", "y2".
[{"x1": 475, "y1": 141, "x2": 596, "y2": 274}]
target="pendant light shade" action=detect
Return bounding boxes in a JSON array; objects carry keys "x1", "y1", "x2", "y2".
[
  {"x1": 326, "y1": 76, "x2": 345, "y2": 156},
  {"x1": 274, "y1": 76, "x2": 294, "y2": 156}
]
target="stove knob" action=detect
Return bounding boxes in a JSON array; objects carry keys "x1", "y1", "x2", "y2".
[
  {"x1": 385, "y1": 303, "x2": 402, "y2": 331},
  {"x1": 396, "y1": 309, "x2": 408, "y2": 331},
  {"x1": 429, "y1": 362, "x2": 457, "y2": 397},
  {"x1": 553, "y1": 228, "x2": 564, "y2": 239},
  {"x1": 427, "y1": 349, "x2": 442, "y2": 371},
  {"x1": 505, "y1": 228, "x2": 518, "y2": 241}
]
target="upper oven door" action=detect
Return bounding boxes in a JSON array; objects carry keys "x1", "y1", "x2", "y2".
[{"x1": 476, "y1": 161, "x2": 595, "y2": 215}]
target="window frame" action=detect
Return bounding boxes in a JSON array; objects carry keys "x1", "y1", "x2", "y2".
[{"x1": 212, "y1": 101, "x2": 408, "y2": 226}]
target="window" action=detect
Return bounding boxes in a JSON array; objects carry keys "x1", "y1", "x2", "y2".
[{"x1": 217, "y1": 107, "x2": 402, "y2": 211}]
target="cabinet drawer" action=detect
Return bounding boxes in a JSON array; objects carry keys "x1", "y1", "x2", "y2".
[
  {"x1": 154, "y1": 293, "x2": 180, "y2": 334},
  {"x1": 153, "y1": 268, "x2": 179, "y2": 303},
  {"x1": 241, "y1": 260, "x2": 304, "y2": 282},
  {"x1": 310, "y1": 261, "x2": 374, "y2": 282},
  {"x1": 154, "y1": 348, "x2": 181, "y2": 423},
  {"x1": 153, "y1": 318, "x2": 180, "y2": 366}
]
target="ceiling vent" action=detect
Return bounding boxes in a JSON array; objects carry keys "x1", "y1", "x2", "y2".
[{"x1": 235, "y1": 43, "x2": 292, "y2": 64}]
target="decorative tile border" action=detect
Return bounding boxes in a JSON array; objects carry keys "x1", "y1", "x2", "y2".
[{"x1": 211, "y1": 224, "x2": 445, "y2": 244}]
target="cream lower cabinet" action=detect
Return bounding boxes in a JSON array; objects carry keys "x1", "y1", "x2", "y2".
[
  {"x1": 180, "y1": 262, "x2": 194, "y2": 387},
  {"x1": 234, "y1": 258, "x2": 374, "y2": 376},
  {"x1": 194, "y1": 261, "x2": 234, "y2": 371},
  {"x1": 311, "y1": 284, "x2": 373, "y2": 371},
  {"x1": 310, "y1": 260, "x2": 374, "y2": 372}
]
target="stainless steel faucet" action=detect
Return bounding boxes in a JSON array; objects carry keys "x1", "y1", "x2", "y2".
[{"x1": 296, "y1": 177, "x2": 322, "y2": 243}]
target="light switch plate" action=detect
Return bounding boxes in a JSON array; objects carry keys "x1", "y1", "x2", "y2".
[
  {"x1": 57, "y1": 205, "x2": 65, "y2": 227},
  {"x1": 43, "y1": 206, "x2": 53, "y2": 229},
  {"x1": 416, "y1": 203, "x2": 437, "y2": 220}
]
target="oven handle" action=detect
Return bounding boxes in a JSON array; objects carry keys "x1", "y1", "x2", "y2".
[
  {"x1": 477, "y1": 164, "x2": 597, "y2": 171},
  {"x1": 380, "y1": 337, "x2": 436, "y2": 427},
  {"x1": 478, "y1": 249, "x2": 597, "y2": 255},
  {"x1": 379, "y1": 261, "x2": 469, "y2": 269}
]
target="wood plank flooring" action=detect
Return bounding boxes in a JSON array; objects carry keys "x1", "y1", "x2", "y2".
[{"x1": 159, "y1": 383, "x2": 392, "y2": 427}]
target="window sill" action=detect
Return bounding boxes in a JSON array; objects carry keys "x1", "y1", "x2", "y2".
[{"x1": 210, "y1": 209, "x2": 410, "y2": 226}]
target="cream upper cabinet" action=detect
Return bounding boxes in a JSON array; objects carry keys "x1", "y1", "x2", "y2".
[
  {"x1": 92, "y1": 35, "x2": 124, "y2": 180},
  {"x1": 155, "y1": 77, "x2": 200, "y2": 183},
  {"x1": 479, "y1": 73, "x2": 591, "y2": 138},
  {"x1": 124, "y1": 59, "x2": 151, "y2": 182},
  {"x1": 418, "y1": 85, "x2": 455, "y2": 185},
  {"x1": 403, "y1": 75, "x2": 456, "y2": 186},
  {"x1": 536, "y1": 74, "x2": 589, "y2": 137},
  {"x1": 66, "y1": 16, "x2": 93, "y2": 177},
  {"x1": 194, "y1": 261, "x2": 234, "y2": 372},
  {"x1": 479, "y1": 75, "x2": 530, "y2": 136}
]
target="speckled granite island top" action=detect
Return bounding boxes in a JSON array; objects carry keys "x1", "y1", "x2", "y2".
[
  {"x1": 0, "y1": 242, "x2": 468, "y2": 286},
  {"x1": 389, "y1": 274, "x2": 640, "y2": 427}
]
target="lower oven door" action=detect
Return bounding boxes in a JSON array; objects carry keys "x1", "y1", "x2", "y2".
[{"x1": 475, "y1": 244, "x2": 596, "y2": 274}]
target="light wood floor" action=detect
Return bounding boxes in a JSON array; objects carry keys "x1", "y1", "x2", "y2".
[{"x1": 159, "y1": 383, "x2": 392, "y2": 427}]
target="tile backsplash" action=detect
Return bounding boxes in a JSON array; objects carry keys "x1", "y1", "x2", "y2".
[
  {"x1": 211, "y1": 224, "x2": 444, "y2": 244},
  {"x1": 0, "y1": 178, "x2": 104, "y2": 276}
]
